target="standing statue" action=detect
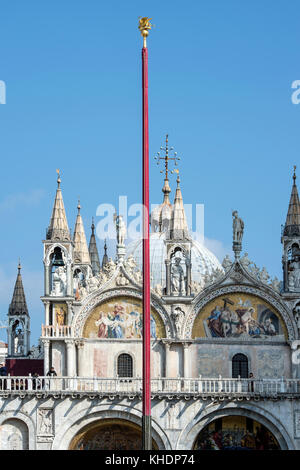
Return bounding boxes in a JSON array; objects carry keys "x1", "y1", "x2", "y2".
[
  {"x1": 51, "y1": 266, "x2": 67, "y2": 296},
  {"x1": 240, "y1": 252, "x2": 251, "y2": 269},
  {"x1": 222, "y1": 255, "x2": 232, "y2": 272},
  {"x1": 232, "y1": 210, "x2": 244, "y2": 259},
  {"x1": 270, "y1": 276, "x2": 281, "y2": 292},
  {"x1": 55, "y1": 307, "x2": 65, "y2": 326},
  {"x1": 87, "y1": 275, "x2": 99, "y2": 293},
  {"x1": 14, "y1": 328, "x2": 24, "y2": 355},
  {"x1": 171, "y1": 306, "x2": 185, "y2": 338},
  {"x1": 171, "y1": 257, "x2": 186, "y2": 295},
  {"x1": 232, "y1": 211, "x2": 244, "y2": 243},
  {"x1": 288, "y1": 272, "x2": 296, "y2": 291},
  {"x1": 260, "y1": 267, "x2": 270, "y2": 284},
  {"x1": 114, "y1": 214, "x2": 126, "y2": 246},
  {"x1": 294, "y1": 304, "x2": 300, "y2": 333},
  {"x1": 290, "y1": 256, "x2": 300, "y2": 289}
]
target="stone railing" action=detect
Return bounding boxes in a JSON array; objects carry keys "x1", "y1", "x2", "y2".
[
  {"x1": 0, "y1": 376, "x2": 300, "y2": 397},
  {"x1": 41, "y1": 325, "x2": 73, "y2": 338}
]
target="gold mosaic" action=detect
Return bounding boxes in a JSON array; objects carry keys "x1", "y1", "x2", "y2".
[
  {"x1": 192, "y1": 293, "x2": 287, "y2": 340},
  {"x1": 83, "y1": 296, "x2": 165, "y2": 339}
]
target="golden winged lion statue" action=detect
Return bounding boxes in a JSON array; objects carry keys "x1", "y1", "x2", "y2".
[{"x1": 138, "y1": 17, "x2": 152, "y2": 43}]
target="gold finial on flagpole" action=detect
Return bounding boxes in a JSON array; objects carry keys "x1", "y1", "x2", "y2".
[{"x1": 138, "y1": 17, "x2": 152, "y2": 47}]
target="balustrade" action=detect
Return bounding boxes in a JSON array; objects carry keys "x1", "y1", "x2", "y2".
[
  {"x1": 0, "y1": 376, "x2": 300, "y2": 397},
  {"x1": 41, "y1": 325, "x2": 73, "y2": 338}
]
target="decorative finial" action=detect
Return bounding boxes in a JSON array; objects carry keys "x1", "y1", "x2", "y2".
[
  {"x1": 18, "y1": 258, "x2": 21, "y2": 272},
  {"x1": 104, "y1": 238, "x2": 107, "y2": 254},
  {"x1": 293, "y1": 165, "x2": 297, "y2": 182},
  {"x1": 91, "y1": 217, "x2": 95, "y2": 233},
  {"x1": 154, "y1": 134, "x2": 180, "y2": 181},
  {"x1": 138, "y1": 17, "x2": 152, "y2": 47},
  {"x1": 56, "y1": 169, "x2": 61, "y2": 187},
  {"x1": 77, "y1": 199, "x2": 81, "y2": 213},
  {"x1": 173, "y1": 168, "x2": 180, "y2": 185}
]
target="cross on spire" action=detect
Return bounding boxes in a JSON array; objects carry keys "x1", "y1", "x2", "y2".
[{"x1": 154, "y1": 134, "x2": 180, "y2": 181}]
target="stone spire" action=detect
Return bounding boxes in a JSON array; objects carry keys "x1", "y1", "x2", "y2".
[
  {"x1": 102, "y1": 239, "x2": 109, "y2": 268},
  {"x1": 73, "y1": 201, "x2": 91, "y2": 265},
  {"x1": 47, "y1": 170, "x2": 71, "y2": 240},
  {"x1": 284, "y1": 166, "x2": 300, "y2": 236},
  {"x1": 89, "y1": 218, "x2": 100, "y2": 275},
  {"x1": 8, "y1": 261, "x2": 28, "y2": 316},
  {"x1": 170, "y1": 171, "x2": 189, "y2": 239}
]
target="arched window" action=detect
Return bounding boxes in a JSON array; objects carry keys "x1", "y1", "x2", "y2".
[
  {"x1": 117, "y1": 354, "x2": 133, "y2": 378},
  {"x1": 232, "y1": 354, "x2": 248, "y2": 378}
]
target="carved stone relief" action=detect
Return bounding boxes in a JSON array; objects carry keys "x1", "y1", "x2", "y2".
[{"x1": 37, "y1": 408, "x2": 54, "y2": 436}]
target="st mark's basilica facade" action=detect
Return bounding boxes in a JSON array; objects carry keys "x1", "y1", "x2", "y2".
[{"x1": 1, "y1": 145, "x2": 300, "y2": 450}]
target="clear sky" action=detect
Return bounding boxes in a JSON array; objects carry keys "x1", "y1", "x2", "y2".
[{"x1": 0, "y1": 0, "x2": 299, "y2": 344}]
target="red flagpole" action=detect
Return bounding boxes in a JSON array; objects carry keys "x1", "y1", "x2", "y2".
[{"x1": 140, "y1": 18, "x2": 152, "y2": 451}]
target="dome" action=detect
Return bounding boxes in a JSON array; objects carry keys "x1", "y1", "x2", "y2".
[{"x1": 126, "y1": 232, "x2": 223, "y2": 288}]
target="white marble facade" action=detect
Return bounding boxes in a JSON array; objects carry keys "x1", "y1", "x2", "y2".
[
  {"x1": 1, "y1": 254, "x2": 300, "y2": 450},
  {"x1": 2, "y1": 170, "x2": 300, "y2": 450}
]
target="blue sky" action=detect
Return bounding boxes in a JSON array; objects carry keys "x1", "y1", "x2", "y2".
[{"x1": 0, "y1": 0, "x2": 299, "y2": 343}]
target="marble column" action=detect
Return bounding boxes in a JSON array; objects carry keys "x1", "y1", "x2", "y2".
[
  {"x1": 183, "y1": 343, "x2": 191, "y2": 378},
  {"x1": 7, "y1": 325, "x2": 12, "y2": 356},
  {"x1": 283, "y1": 255, "x2": 289, "y2": 292},
  {"x1": 76, "y1": 340, "x2": 85, "y2": 377},
  {"x1": 24, "y1": 320, "x2": 30, "y2": 356},
  {"x1": 165, "y1": 260, "x2": 171, "y2": 295},
  {"x1": 185, "y1": 256, "x2": 192, "y2": 296},
  {"x1": 66, "y1": 262, "x2": 73, "y2": 297},
  {"x1": 164, "y1": 342, "x2": 171, "y2": 378},
  {"x1": 44, "y1": 301, "x2": 50, "y2": 326},
  {"x1": 65, "y1": 339, "x2": 76, "y2": 376},
  {"x1": 43, "y1": 340, "x2": 50, "y2": 375},
  {"x1": 66, "y1": 301, "x2": 73, "y2": 326},
  {"x1": 44, "y1": 264, "x2": 51, "y2": 296}
]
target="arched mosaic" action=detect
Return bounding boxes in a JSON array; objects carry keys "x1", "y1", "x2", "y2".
[
  {"x1": 83, "y1": 295, "x2": 166, "y2": 339},
  {"x1": 193, "y1": 415, "x2": 280, "y2": 450},
  {"x1": 69, "y1": 418, "x2": 158, "y2": 450},
  {"x1": 192, "y1": 292, "x2": 288, "y2": 340}
]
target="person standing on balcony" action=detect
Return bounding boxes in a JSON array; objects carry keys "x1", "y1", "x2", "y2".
[
  {"x1": 45, "y1": 367, "x2": 57, "y2": 391},
  {"x1": 0, "y1": 363, "x2": 7, "y2": 391},
  {"x1": 32, "y1": 372, "x2": 41, "y2": 390},
  {"x1": 249, "y1": 372, "x2": 254, "y2": 392},
  {"x1": 46, "y1": 367, "x2": 57, "y2": 377},
  {"x1": 0, "y1": 363, "x2": 7, "y2": 376}
]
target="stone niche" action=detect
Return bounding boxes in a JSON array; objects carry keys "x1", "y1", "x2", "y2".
[{"x1": 0, "y1": 418, "x2": 29, "y2": 450}]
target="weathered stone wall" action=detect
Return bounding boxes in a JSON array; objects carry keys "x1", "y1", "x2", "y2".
[
  {"x1": 0, "y1": 395, "x2": 299, "y2": 450},
  {"x1": 189, "y1": 343, "x2": 291, "y2": 378}
]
